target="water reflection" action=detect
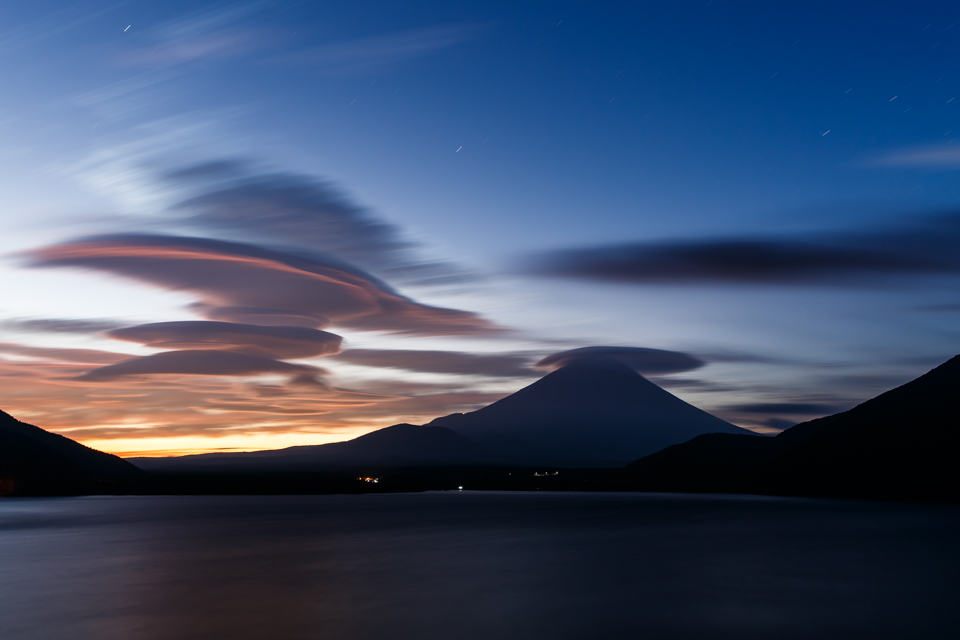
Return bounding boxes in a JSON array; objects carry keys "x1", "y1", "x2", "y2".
[{"x1": 0, "y1": 492, "x2": 958, "y2": 639}]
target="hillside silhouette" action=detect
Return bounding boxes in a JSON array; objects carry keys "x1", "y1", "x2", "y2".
[
  {"x1": 132, "y1": 423, "x2": 499, "y2": 473},
  {"x1": 0, "y1": 409, "x2": 144, "y2": 495},
  {"x1": 627, "y1": 355, "x2": 960, "y2": 502}
]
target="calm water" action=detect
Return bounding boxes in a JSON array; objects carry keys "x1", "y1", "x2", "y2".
[{"x1": 0, "y1": 492, "x2": 957, "y2": 640}]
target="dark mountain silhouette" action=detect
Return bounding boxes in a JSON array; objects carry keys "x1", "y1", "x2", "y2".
[
  {"x1": 0, "y1": 409, "x2": 144, "y2": 494},
  {"x1": 131, "y1": 423, "x2": 501, "y2": 473},
  {"x1": 134, "y1": 356, "x2": 749, "y2": 472},
  {"x1": 8, "y1": 354, "x2": 958, "y2": 503},
  {"x1": 429, "y1": 355, "x2": 753, "y2": 466},
  {"x1": 627, "y1": 355, "x2": 960, "y2": 502}
]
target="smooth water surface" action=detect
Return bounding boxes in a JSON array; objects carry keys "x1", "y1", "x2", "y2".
[{"x1": 0, "y1": 492, "x2": 957, "y2": 639}]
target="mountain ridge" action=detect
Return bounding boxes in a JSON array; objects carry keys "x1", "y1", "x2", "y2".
[
  {"x1": 627, "y1": 355, "x2": 960, "y2": 501},
  {"x1": 0, "y1": 409, "x2": 145, "y2": 494},
  {"x1": 134, "y1": 356, "x2": 753, "y2": 472},
  {"x1": 131, "y1": 423, "x2": 502, "y2": 473}
]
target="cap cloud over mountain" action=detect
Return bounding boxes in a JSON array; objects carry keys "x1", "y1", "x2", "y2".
[
  {"x1": 536, "y1": 346, "x2": 705, "y2": 375},
  {"x1": 430, "y1": 355, "x2": 752, "y2": 466}
]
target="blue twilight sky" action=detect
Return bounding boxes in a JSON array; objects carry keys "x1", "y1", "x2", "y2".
[{"x1": 1, "y1": 0, "x2": 959, "y2": 455}]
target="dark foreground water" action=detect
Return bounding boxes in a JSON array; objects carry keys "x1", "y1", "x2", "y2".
[{"x1": 0, "y1": 492, "x2": 958, "y2": 640}]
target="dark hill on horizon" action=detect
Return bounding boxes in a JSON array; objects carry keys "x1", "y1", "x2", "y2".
[
  {"x1": 4, "y1": 355, "x2": 958, "y2": 503},
  {"x1": 134, "y1": 356, "x2": 752, "y2": 472},
  {"x1": 627, "y1": 354, "x2": 960, "y2": 502},
  {"x1": 0, "y1": 409, "x2": 144, "y2": 494},
  {"x1": 429, "y1": 356, "x2": 753, "y2": 466},
  {"x1": 131, "y1": 423, "x2": 500, "y2": 473}
]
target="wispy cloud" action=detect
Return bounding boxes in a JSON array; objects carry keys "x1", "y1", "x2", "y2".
[
  {"x1": 277, "y1": 24, "x2": 485, "y2": 74},
  {"x1": 124, "y1": 32, "x2": 269, "y2": 66},
  {"x1": 148, "y1": 2, "x2": 269, "y2": 42},
  {"x1": 0, "y1": 1, "x2": 123, "y2": 54},
  {"x1": 114, "y1": 10, "x2": 483, "y2": 73},
  {"x1": 868, "y1": 145, "x2": 960, "y2": 168},
  {"x1": 70, "y1": 69, "x2": 181, "y2": 109},
  {"x1": 120, "y1": 2, "x2": 275, "y2": 66}
]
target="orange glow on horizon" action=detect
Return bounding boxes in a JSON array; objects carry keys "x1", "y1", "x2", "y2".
[{"x1": 87, "y1": 428, "x2": 378, "y2": 458}]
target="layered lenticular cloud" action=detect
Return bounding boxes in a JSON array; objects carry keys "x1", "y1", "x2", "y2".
[
  {"x1": 7, "y1": 161, "x2": 513, "y2": 451},
  {"x1": 27, "y1": 235, "x2": 501, "y2": 335},
  {"x1": 77, "y1": 349, "x2": 320, "y2": 381},
  {"x1": 109, "y1": 321, "x2": 342, "y2": 359}
]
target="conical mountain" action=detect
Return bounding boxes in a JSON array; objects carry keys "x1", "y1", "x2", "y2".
[{"x1": 428, "y1": 355, "x2": 753, "y2": 466}]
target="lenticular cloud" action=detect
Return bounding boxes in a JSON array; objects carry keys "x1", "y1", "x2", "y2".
[
  {"x1": 28, "y1": 234, "x2": 502, "y2": 336},
  {"x1": 536, "y1": 346, "x2": 705, "y2": 375},
  {"x1": 77, "y1": 349, "x2": 320, "y2": 381},
  {"x1": 108, "y1": 321, "x2": 343, "y2": 359}
]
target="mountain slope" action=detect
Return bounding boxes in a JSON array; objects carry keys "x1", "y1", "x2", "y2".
[
  {"x1": 627, "y1": 355, "x2": 960, "y2": 502},
  {"x1": 429, "y1": 356, "x2": 753, "y2": 466},
  {"x1": 134, "y1": 356, "x2": 748, "y2": 472},
  {"x1": 0, "y1": 409, "x2": 145, "y2": 493},
  {"x1": 774, "y1": 355, "x2": 960, "y2": 500},
  {"x1": 131, "y1": 423, "x2": 500, "y2": 473}
]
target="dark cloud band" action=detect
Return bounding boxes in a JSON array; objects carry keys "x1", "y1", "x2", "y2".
[{"x1": 527, "y1": 212, "x2": 960, "y2": 286}]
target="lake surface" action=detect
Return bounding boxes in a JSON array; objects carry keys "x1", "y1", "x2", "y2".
[{"x1": 0, "y1": 492, "x2": 957, "y2": 639}]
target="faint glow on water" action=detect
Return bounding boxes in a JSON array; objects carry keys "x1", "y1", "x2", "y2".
[{"x1": 0, "y1": 492, "x2": 958, "y2": 640}]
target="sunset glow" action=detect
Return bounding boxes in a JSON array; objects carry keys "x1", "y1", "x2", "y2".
[{"x1": 2, "y1": 1, "x2": 959, "y2": 457}]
